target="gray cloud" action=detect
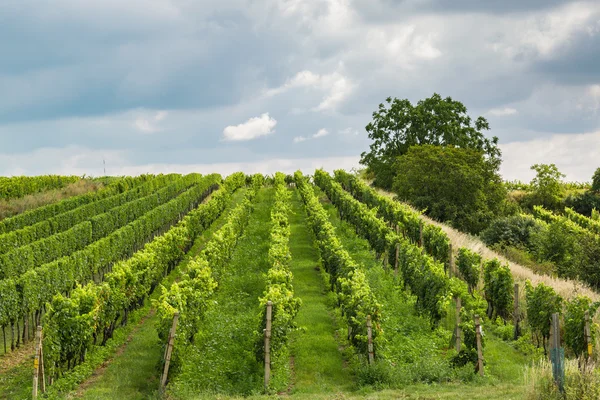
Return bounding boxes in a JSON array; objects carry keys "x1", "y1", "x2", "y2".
[{"x1": 0, "y1": 0, "x2": 598, "y2": 178}]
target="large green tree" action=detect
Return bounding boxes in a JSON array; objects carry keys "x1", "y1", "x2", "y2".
[
  {"x1": 360, "y1": 93, "x2": 501, "y2": 189},
  {"x1": 392, "y1": 145, "x2": 506, "y2": 233}
]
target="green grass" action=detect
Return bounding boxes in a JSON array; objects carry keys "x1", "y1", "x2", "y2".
[
  {"x1": 286, "y1": 188, "x2": 353, "y2": 394},
  {"x1": 0, "y1": 355, "x2": 31, "y2": 399},
  {"x1": 169, "y1": 187, "x2": 275, "y2": 398},
  {"x1": 75, "y1": 189, "x2": 250, "y2": 400}
]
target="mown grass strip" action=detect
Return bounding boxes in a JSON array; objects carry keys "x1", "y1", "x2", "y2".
[{"x1": 287, "y1": 188, "x2": 353, "y2": 394}]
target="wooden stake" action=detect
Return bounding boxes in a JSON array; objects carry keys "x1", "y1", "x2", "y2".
[
  {"x1": 513, "y1": 284, "x2": 520, "y2": 340},
  {"x1": 455, "y1": 297, "x2": 461, "y2": 352},
  {"x1": 475, "y1": 315, "x2": 484, "y2": 376},
  {"x1": 448, "y1": 243, "x2": 454, "y2": 278},
  {"x1": 160, "y1": 312, "x2": 179, "y2": 389},
  {"x1": 39, "y1": 327, "x2": 45, "y2": 393},
  {"x1": 367, "y1": 315, "x2": 374, "y2": 365},
  {"x1": 585, "y1": 310, "x2": 592, "y2": 361},
  {"x1": 32, "y1": 326, "x2": 42, "y2": 399},
  {"x1": 394, "y1": 225, "x2": 400, "y2": 277},
  {"x1": 264, "y1": 301, "x2": 273, "y2": 391}
]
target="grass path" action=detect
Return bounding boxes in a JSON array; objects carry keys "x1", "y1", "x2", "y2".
[
  {"x1": 74, "y1": 189, "x2": 249, "y2": 400},
  {"x1": 287, "y1": 188, "x2": 353, "y2": 394}
]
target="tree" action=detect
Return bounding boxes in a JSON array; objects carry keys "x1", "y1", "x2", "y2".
[
  {"x1": 592, "y1": 167, "x2": 600, "y2": 193},
  {"x1": 360, "y1": 93, "x2": 501, "y2": 189},
  {"x1": 526, "y1": 164, "x2": 565, "y2": 211},
  {"x1": 392, "y1": 145, "x2": 506, "y2": 234}
]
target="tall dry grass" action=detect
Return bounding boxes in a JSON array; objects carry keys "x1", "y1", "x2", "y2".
[
  {"x1": 525, "y1": 358, "x2": 600, "y2": 400},
  {"x1": 0, "y1": 179, "x2": 103, "y2": 220}
]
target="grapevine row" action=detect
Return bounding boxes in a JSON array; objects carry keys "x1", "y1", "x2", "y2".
[
  {"x1": 0, "y1": 173, "x2": 208, "y2": 279},
  {"x1": 532, "y1": 205, "x2": 594, "y2": 236},
  {"x1": 0, "y1": 174, "x2": 180, "y2": 255},
  {"x1": 155, "y1": 174, "x2": 261, "y2": 375},
  {"x1": 255, "y1": 172, "x2": 300, "y2": 369},
  {"x1": 294, "y1": 170, "x2": 381, "y2": 355},
  {"x1": 41, "y1": 172, "x2": 248, "y2": 381},
  {"x1": 333, "y1": 169, "x2": 451, "y2": 265},
  {"x1": 564, "y1": 207, "x2": 600, "y2": 235},
  {"x1": 0, "y1": 175, "x2": 80, "y2": 200},
  {"x1": 314, "y1": 169, "x2": 451, "y2": 324},
  {"x1": 0, "y1": 174, "x2": 223, "y2": 352},
  {"x1": 0, "y1": 175, "x2": 153, "y2": 234}
]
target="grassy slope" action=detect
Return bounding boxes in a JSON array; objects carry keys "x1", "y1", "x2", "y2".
[
  {"x1": 168, "y1": 187, "x2": 275, "y2": 398},
  {"x1": 287, "y1": 188, "x2": 353, "y2": 394},
  {"x1": 74, "y1": 189, "x2": 249, "y2": 400}
]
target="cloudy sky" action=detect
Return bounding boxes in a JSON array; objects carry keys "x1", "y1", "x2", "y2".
[{"x1": 1, "y1": 0, "x2": 599, "y2": 181}]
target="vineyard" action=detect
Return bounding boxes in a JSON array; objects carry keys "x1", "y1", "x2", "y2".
[{"x1": 0, "y1": 170, "x2": 599, "y2": 399}]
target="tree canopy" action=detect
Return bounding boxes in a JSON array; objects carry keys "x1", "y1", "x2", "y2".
[
  {"x1": 360, "y1": 93, "x2": 501, "y2": 189},
  {"x1": 392, "y1": 145, "x2": 506, "y2": 234},
  {"x1": 525, "y1": 163, "x2": 565, "y2": 212}
]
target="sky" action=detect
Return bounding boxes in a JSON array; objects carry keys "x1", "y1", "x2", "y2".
[{"x1": 0, "y1": 0, "x2": 599, "y2": 182}]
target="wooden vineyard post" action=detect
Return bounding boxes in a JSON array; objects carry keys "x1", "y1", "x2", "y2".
[
  {"x1": 394, "y1": 225, "x2": 400, "y2": 277},
  {"x1": 455, "y1": 297, "x2": 461, "y2": 352},
  {"x1": 160, "y1": 312, "x2": 179, "y2": 390},
  {"x1": 448, "y1": 243, "x2": 454, "y2": 278},
  {"x1": 419, "y1": 220, "x2": 423, "y2": 249},
  {"x1": 585, "y1": 310, "x2": 592, "y2": 363},
  {"x1": 32, "y1": 326, "x2": 45, "y2": 399},
  {"x1": 264, "y1": 301, "x2": 273, "y2": 391},
  {"x1": 513, "y1": 284, "x2": 520, "y2": 340},
  {"x1": 367, "y1": 315, "x2": 374, "y2": 365},
  {"x1": 550, "y1": 313, "x2": 564, "y2": 392},
  {"x1": 475, "y1": 315, "x2": 484, "y2": 376},
  {"x1": 383, "y1": 249, "x2": 388, "y2": 270}
]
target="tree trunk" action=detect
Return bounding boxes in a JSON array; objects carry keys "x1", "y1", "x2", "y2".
[
  {"x1": 10, "y1": 322, "x2": 15, "y2": 351},
  {"x1": 15, "y1": 319, "x2": 20, "y2": 348}
]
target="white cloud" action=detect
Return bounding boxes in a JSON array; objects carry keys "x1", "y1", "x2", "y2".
[
  {"x1": 339, "y1": 127, "x2": 359, "y2": 135},
  {"x1": 222, "y1": 113, "x2": 277, "y2": 141},
  {"x1": 313, "y1": 128, "x2": 329, "y2": 138},
  {"x1": 264, "y1": 70, "x2": 355, "y2": 112},
  {"x1": 0, "y1": 145, "x2": 127, "y2": 177},
  {"x1": 293, "y1": 136, "x2": 307, "y2": 143},
  {"x1": 293, "y1": 128, "x2": 330, "y2": 144},
  {"x1": 133, "y1": 110, "x2": 169, "y2": 133},
  {"x1": 487, "y1": 107, "x2": 518, "y2": 117},
  {"x1": 500, "y1": 130, "x2": 600, "y2": 182}
]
